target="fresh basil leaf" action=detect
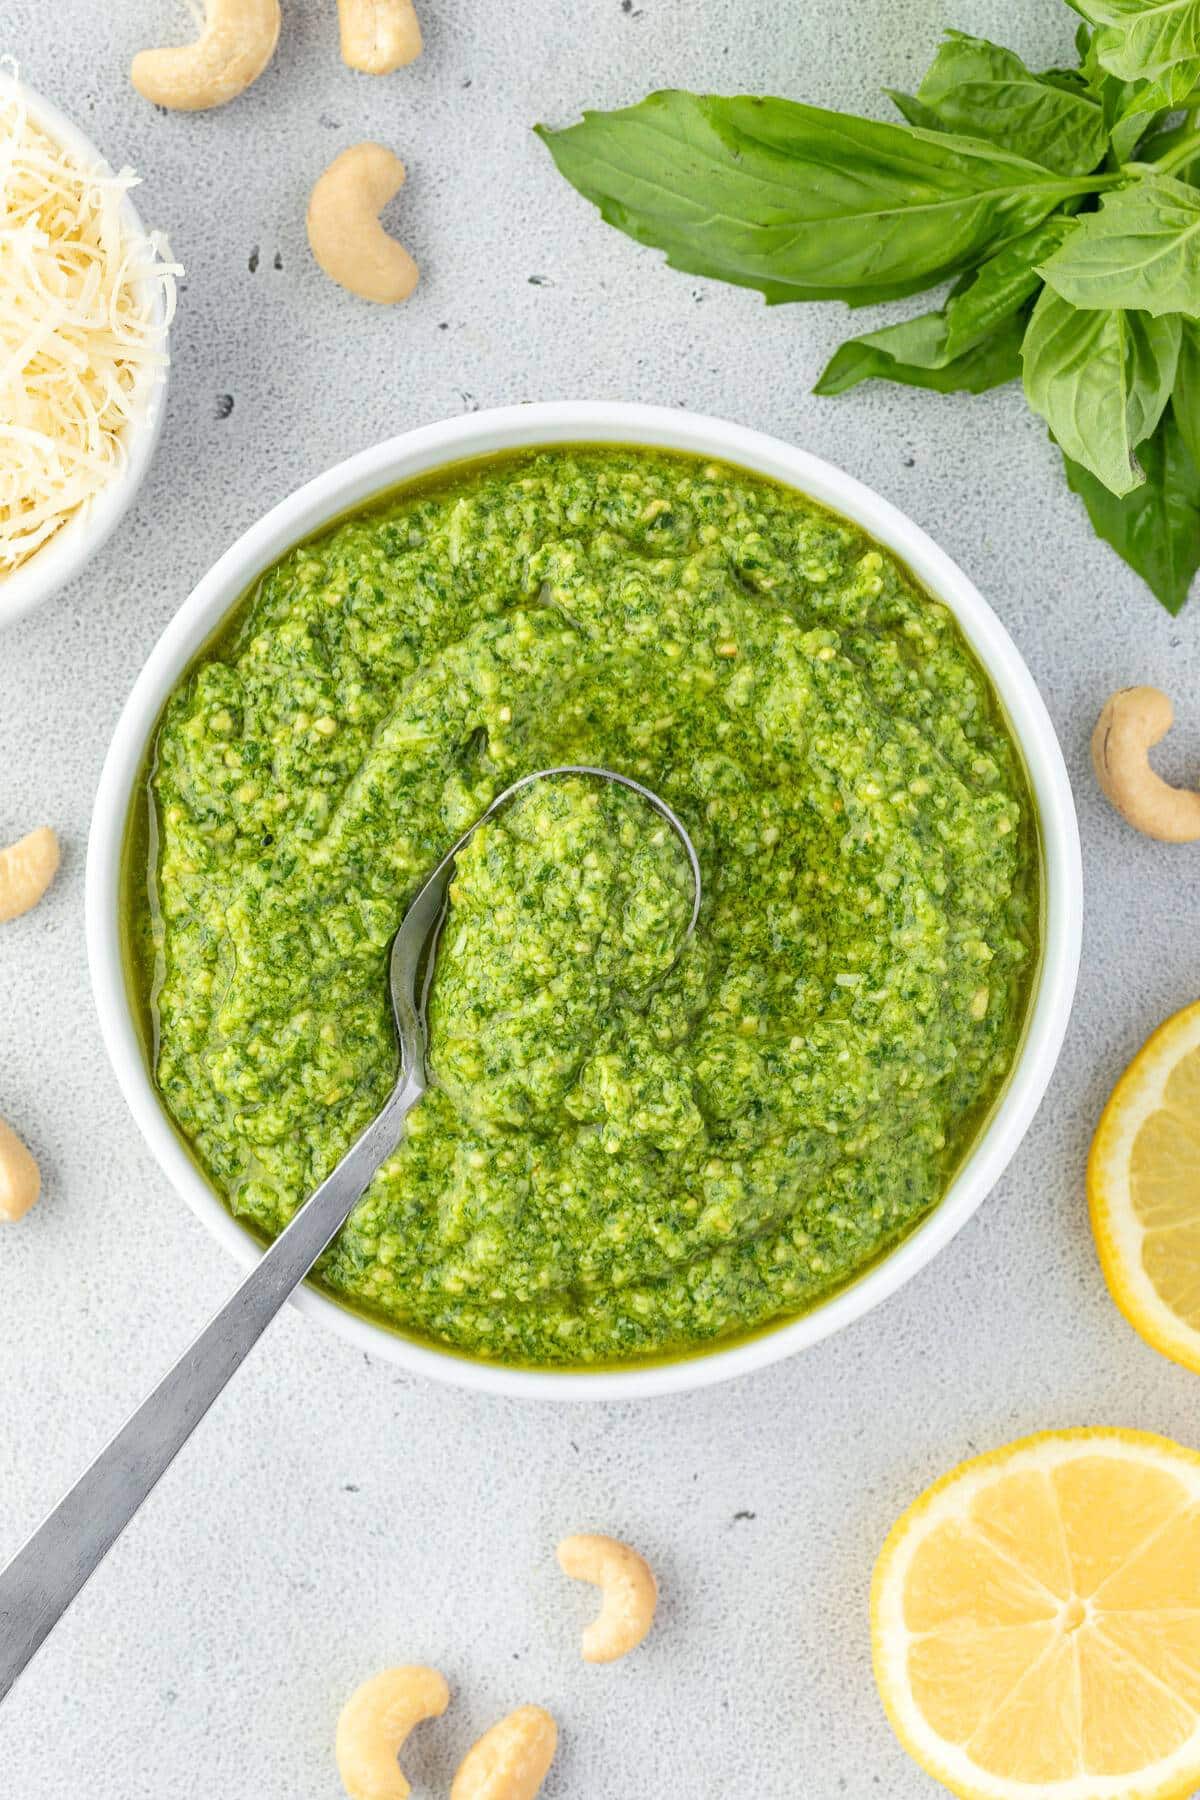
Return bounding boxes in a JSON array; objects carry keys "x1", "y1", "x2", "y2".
[
  {"x1": 1038, "y1": 67, "x2": 1094, "y2": 97},
  {"x1": 1107, "y1": 78, "x2": 1169, "y2": 157},
  {"x1": 1172, "y1": 316, "x2": 1200, "y2": 465},
  {"x1": 907, "y1": 31, "x2": 1107, "y2": 175},
  {"x1": 1138, "y1": 119, "x2": 1200, "y2": 182},
  {"x1": 1079, "y1": 22, "x2": 1183, "y2": 159},
  {"x1": 1022, "y1": 288, "x2": 1181, "y2": 494},
  {"x1": 1039, "y1": 175, "x2": 1200, "y2": 316},
  {"x1": 814, "y1": 236, "x2": 1048, "y2": 393},
  {"x1": 1063, "y1": 410, "x2": 1200, "y2": 611},
  {"x1": 884, "y1": 90, "x2": 946, "y2": 134},
  {"x1": 1069, "y1": 0, "x2": 1200, "y2": 93},
  {"x1": 817, "y1": 311, "x2": 953, "y2": 388},
  {"x1": 536, "y1": 91, "x2": 1101, "y2": 308},
  {"x1": 814, "y1": 308, "x2": 1026, "y2": 396},
  {"x1": 1109, "y1": 82, "x2": 1170, "y2": 160},
  {"x1": 1078, "y1": 33, "x2": 1169, "y2": 160},
  {"x1": 942, "y1": 213, "x2": 1077, "y2": 358}
]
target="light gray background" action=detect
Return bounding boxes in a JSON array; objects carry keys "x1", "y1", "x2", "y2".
[{"x1": 2, "y1": 2, "x2": 1198, "y2": 1795}]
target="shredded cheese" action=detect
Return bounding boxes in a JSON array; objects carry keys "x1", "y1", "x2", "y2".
[{"x1": 0, "y1": 67, "x2": 181, "y2": 584}]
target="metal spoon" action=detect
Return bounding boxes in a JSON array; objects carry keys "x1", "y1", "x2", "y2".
[{"x1": 0, "y1": 766, "x2": 699, "y2": 1705}]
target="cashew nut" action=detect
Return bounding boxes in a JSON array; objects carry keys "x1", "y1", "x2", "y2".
[
  {"x1": 335, "y1": 1665, "x2": 450, "y2": 1800},
  {"x1": 1092, "y1": 687, "x2": 1200, "y2": 843},
  {"x1": 338, "y1": 0, "x2": 422, "y2": 72},
  {"x1": 556, "y1": 1532, "x2": 657, "y2": 1664},
  {"x1": 450, "y1": 1705, "x2": 557, "y2": 1800},
  {"x1": 306, "y1": 144, "x2": 419, "y2": 304},
  {"x1": 131, "y1": 0, "x2": 281, "y2": 111},
  {"x1": 0, "y1": 827, "x2": 59, "y2": 923},
  {"x1": 0, "y1": 1118, "x2": 41, "y2": 1223}
]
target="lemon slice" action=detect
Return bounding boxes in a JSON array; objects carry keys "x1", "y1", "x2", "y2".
[
  {"x1": 872, "y1": 1429, "x2": 1200, "y2": 1800},
  {"x1": 1089, "y1": 998, "x2": 1200, "y2": 1375}
]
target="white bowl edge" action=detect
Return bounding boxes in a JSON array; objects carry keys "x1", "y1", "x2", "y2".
[
  {"x1": 85, "y1": 402, "x2": 1083, "y2": 1402},
  {"x1": 0, "y1": 78, "x2": 170, "y2": 628}
]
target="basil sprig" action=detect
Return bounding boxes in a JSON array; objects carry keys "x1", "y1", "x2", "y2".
[{"x1": 538, "y1": 8, "x2": 1200, "y2": 611}]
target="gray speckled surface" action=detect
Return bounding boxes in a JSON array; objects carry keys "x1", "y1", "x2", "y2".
[{"x1": 2, "y1": 2, "x2": 1199, "y2": 1795}]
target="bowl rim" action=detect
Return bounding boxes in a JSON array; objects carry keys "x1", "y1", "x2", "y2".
[
  {"x1": 85, "y1": 401, "x2": 1083, "y2": 1401},
  {"x1": 0, "y1": 76, "x2": 170, "y2": 628}
]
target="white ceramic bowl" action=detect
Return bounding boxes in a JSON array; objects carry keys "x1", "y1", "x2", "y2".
[
  {"x1": 0, "y1": 80, "x2": 170, "y2": 628},
  {"x1": 86, "y1": 403, "x2": 1083, "y2": 1400}
]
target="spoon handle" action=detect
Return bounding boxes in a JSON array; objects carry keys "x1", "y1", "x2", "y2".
[{"x1": 0, "y1": 1076, "x2": 419, "y2": 1706}]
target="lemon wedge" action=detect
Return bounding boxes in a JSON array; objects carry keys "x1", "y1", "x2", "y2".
[
  {"x1": 872, "y1": 1429, "x2": 1200, "y2": 1800},
  {"x1": 1089, "y1": 998, "x2": 1200, "y2": 1375}
]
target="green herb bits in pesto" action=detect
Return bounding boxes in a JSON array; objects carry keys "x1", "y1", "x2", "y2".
[
  {"x1": 431, "y1": 777, "x2": 696, "y2": 1132},
  {"x1": 129, "y1": 446, "x2": 1039, "y2": 1368}
]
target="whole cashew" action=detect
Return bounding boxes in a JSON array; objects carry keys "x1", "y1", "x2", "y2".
[
  {"x1": 556, "y1": 1533, "x2": 657, "y2": 1663},
  {"x1": 1092, "y1": 687, "x2": 1200, "y2": 843},
  {"x1": 335, "y1": 1665, "x2": 450, "y2": 1800},
  {"x1": 131, "y1": 0, "x2": 281, "y2": 111},
  {"x1": 338, "y1": 0, "x2": 422, "y2": 72},
  {"x1": 0, "y1": 1118, "x2": 40, "y2": 1223},
  {"x1": 0, "y1": 827, "x2": 59, "y2": 924},
  {"x1": 306, "y1": 144, "x2": 419, "y2": 304},
  {"x1": 450, "y1": 1705, "x2": 557, "y2": 1800}
]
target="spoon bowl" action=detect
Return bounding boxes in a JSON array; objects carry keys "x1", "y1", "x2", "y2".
[{"x1": 388, "y1": 764, "x2": 702, "y2": 1103}]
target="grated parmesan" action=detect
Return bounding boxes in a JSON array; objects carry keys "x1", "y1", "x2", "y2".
[{"x1": 0, "y1": 67, "x2": 181, "y2": 584}]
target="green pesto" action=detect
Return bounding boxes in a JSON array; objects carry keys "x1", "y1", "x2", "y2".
[
  {"x1": 128, "y1": 446, "x2": 1039, "y2": 1368},
  {"x1": 432, "y1": 778, "x2": 695, "y2": 1134}
]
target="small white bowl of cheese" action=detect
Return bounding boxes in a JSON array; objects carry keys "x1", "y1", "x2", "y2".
[{"x1": 0, "y1": 73, "x2": 180, "y2": 627}]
